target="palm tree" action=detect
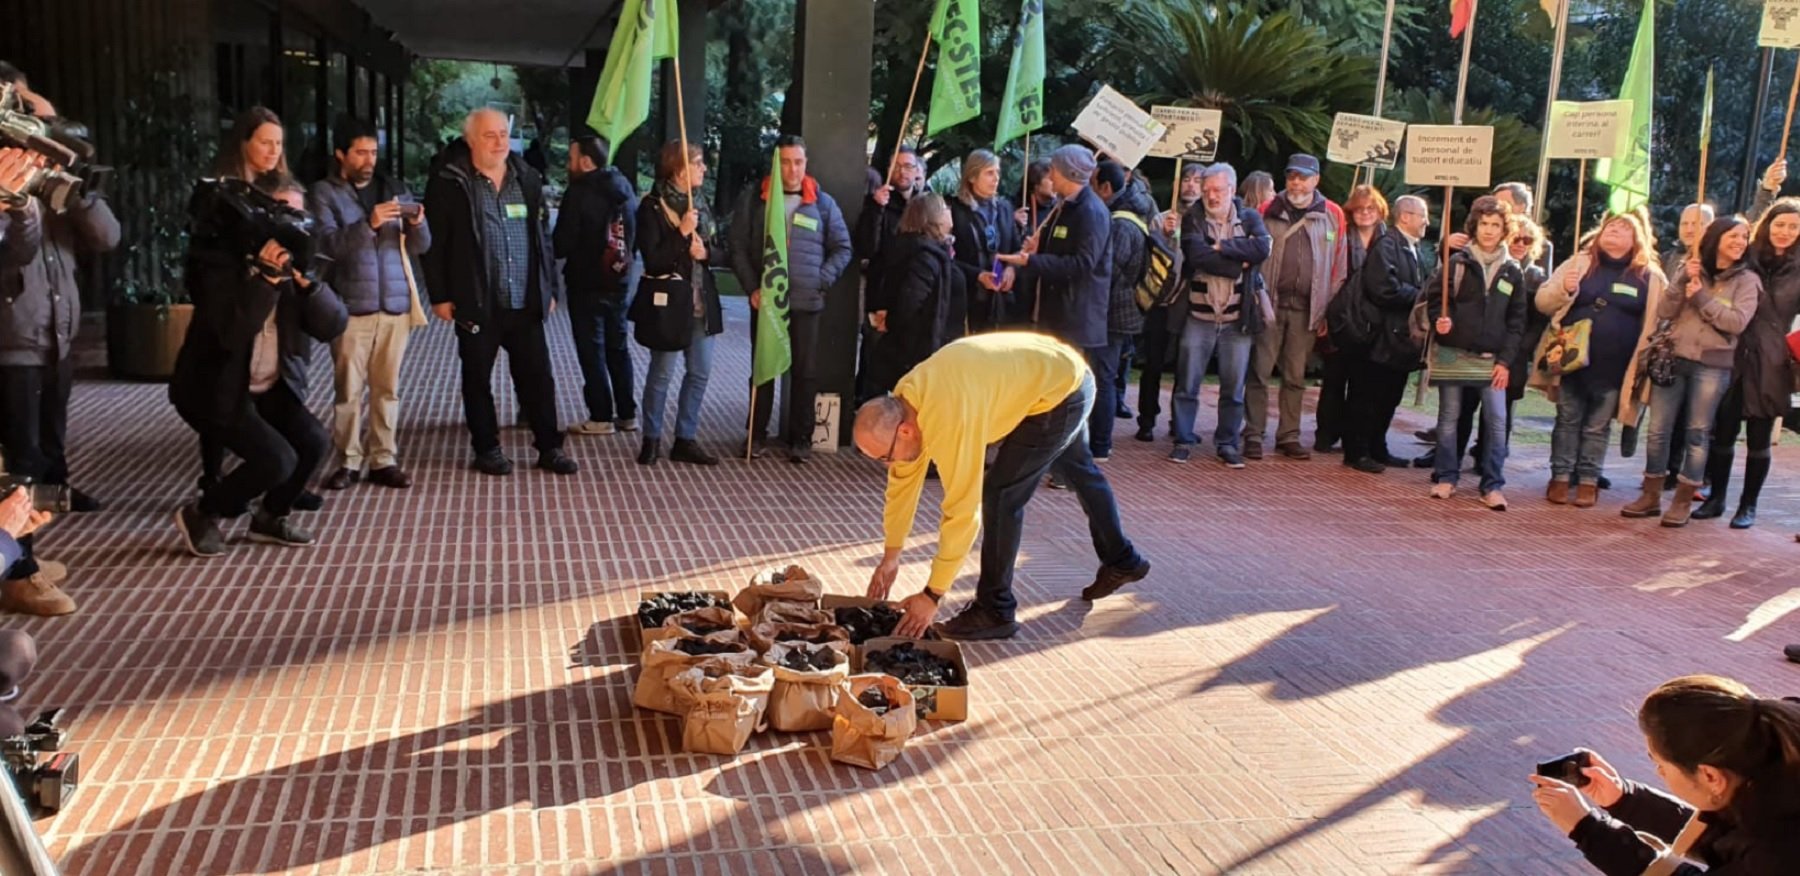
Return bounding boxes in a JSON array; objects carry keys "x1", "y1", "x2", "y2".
[{"x1": 1119, "y1": 2, "x2": 1377, "y2": 172}]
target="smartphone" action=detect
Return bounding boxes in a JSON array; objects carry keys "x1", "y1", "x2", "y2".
[
  {"x1": 399, "y1": 202, "x2": 422, "y2": 220},
  {"x1": 1535, "y1": 751, "x2": 1591, "y2": 787},
  {"x1": 990, "y1": 256, "x2": 1003, "y2": 278}
]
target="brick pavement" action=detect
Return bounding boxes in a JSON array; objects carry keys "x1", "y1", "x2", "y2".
[{"x1": 17, "y1": 299, "x2": 1800, "y2": 874}]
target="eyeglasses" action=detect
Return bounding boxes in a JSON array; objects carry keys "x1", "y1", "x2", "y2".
[
  {"x1": 1512, "y1": 237, "x2": 1536, "y2": 246},
  {"x1": 875, "y1": 427, "x2": 902, "y2": 465}
]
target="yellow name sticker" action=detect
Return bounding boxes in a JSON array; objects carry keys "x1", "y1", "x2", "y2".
[
  {"x1": 504, "y1": 203, "x2": 527, "y2": 220},
  {"x1": 792, "y1": 213, "x2": 818, "y2": 232}
]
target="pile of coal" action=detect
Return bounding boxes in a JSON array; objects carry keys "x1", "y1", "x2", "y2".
[
  {"x1": 638, "y1": 593, "x2": 728, "y2": 629},
  {"x1": 833, "y1": 604, "x2": 903, "y2": 643},
  {"x1": 865, "y1": 643, "x2": 962, "y2": 686},
  {"x1": 683, "y1": 621, "x2": 730, "y2": 636},
  {"x1": 673, "y1": 637, "x2": 744, "y2": 657},
  {"x1": 778, "y1": 645, "x2": 840, "y2": 672},
  {"x1": 775, "y1": 628, "x2": 841, "y2": 645},
  {"x1": 856, "y1": 686, "x2": 893, "y2": 716}
]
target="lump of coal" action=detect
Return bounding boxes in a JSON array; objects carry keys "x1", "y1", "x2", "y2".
[
  {"x1": 673, "y1": 637, "x2": 744, "y2": 657},
  {"x1": 776, "y1": 628, "x2": 840, "y2": 645},
  {"x1": 638, "y1": 592, "x2": 728, "y2": 629},
  {"x1": 856, "y1": 686, "x2": 893, "y2": 716},
  {"x1": 865, "y1": 643, "x2": 962, "y2": 687},
  {"x1": 778, "y1": 645, "x2": 840, "y2": 672},
  {"x1": 833, "y1": 604, "x2": 904, "y2": 644}
]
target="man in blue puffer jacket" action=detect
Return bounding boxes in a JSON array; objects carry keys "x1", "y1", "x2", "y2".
[{"x1": 309, "y1": 116, "x2": 431, "y2": 492}]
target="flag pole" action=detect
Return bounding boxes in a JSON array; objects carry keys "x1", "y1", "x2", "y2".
[
  {"x1": 1531, "y1": 0, "x2": 1572, "y2": 225},
  {"x1": 672, "y1": 58, "x2": 693, "y2": 205},
  {"x1": 889, "y1": 32, "x2": 935, "y2": 185},
  {"x1": 1421, "y1": 0, "x2": 1479, "y2": 407},
  {"x1": 1170, "y1": 157, "x2": 1183, "y2": 215},
  {"x1": 1374, "y1": 0, "x2": 1396, "y2": 116},
  {"x1": 1780, "y1": 52, "x2": 1800, "y2": 161},
  {"x1": 1023, "y1": 133, "x2": 1033, "y2": 226},
  {"x1": 1573, "y1": 158, "x2": 1586, "y2": 249}
]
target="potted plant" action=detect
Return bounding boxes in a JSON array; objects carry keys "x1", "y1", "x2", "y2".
[{"x1": 106, "y1": 66, "x2": 207, "y2": 380}]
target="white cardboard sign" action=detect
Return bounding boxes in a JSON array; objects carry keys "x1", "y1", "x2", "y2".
[
  {"x1": 1072, "y1": 85, "x2": 1167, "y2": 169},
  {"x1": 1403, "y1": 125, "x2": 1495, "y2": 188},
  {"x1": 1327, "y1": 113, "x2": 1408, "y2": 169},
  {"x1": 1546, "y1": 100, "x2": 1633, "y2": 160},
  {"x1": 1763, "y1": 0, "x2": 1800, "y2": 48},
  {"x1": 1148, "y1": 106, "x2": 1223, "y2": 162}
]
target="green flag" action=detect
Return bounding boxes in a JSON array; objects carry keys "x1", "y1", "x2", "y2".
[
  {"x1": 995, "y1": 0, "x2": 1045, "y2": 149},
  {"x1": 752, "y1": 148, "x2": 791, "y2": 387},
  {"x1": 586, "y1": 0, "x2": 680, "y2": 163},
  {"x1": 1699, "y1": 66, "x2": 1714, "y2": 153},
  {"x1": 926, "y1": 0, "x2": 981, "y2": 136},
  {"x1": 1594, "y1": 0, "x2": 1652, "y2": 213}
]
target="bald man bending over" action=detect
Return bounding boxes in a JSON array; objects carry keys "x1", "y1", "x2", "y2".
[{"x1": 854, "y1": 332, "x2": 1150, "y2": 640}]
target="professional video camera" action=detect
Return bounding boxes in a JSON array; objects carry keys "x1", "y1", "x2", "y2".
[
  {"x1": 188, "y1": 177, "x2": 322, "y2": 278},
  {"x1": 0, "y1": 83, "x2": 111, "y2": 213},
  {"x1": 2, "y1": 709, "x2": 78, "y2": 815}
]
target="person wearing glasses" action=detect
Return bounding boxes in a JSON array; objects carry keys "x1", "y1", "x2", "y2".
[{"x1": 852, "y1": 332, "x2": 1150, "y2": 641}]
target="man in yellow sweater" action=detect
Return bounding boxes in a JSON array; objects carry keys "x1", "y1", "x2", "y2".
[{"x1": 853, "y1": 332, "x2": 1150, "y2": 639}]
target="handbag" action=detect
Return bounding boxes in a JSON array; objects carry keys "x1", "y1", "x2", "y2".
[
  {"x1": 630, "y1": 273, "x2": 696, "y2": 352},
  {"x1": 1533, "y1": 317, "x2": 1592, "y2": 376},
  {"x1": 1428, "y1": 343, "x2": 1498, "y2": 385},
  {"x1": 1641, "y1": 319, "x2": 1677, "y2": 388}
]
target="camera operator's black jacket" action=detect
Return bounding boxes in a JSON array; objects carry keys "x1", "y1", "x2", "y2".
[
  {"x1": 421, "y1": 141, "x2": 557, "y2": 327},
  {"x1": 0, "y1": 193, "x2": 119, "y2": 366},
  {"x1": 0, "y1": 202, "x2": 41, "y2": 269},
  {"x1": 169, "y1": 251, "x2": 349, "y2": 429},
  {"x1": 1570, "y1": 779, "x2": 1800, "y2": 875}
]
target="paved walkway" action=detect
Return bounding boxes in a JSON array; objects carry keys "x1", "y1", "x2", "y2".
[{"x1": 23, "y1": 300, "x2": 1800, "y2": 874}]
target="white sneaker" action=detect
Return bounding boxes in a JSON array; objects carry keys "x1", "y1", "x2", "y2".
[
  {"x1": 618, "y1": 418, "x2": 639, "y2": 432},
  {"x1": 1430, "y1": 482, "x2": 1454, "y2": 500},
  {"x1": 1481, "y1": 490, "x2": 1508, "y2": 511},
  {"x1": 571, "y1": 420, "x2": 616, "y2": 436}
]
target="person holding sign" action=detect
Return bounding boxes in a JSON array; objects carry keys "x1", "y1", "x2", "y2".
[
  {"x1": 1248, "y1": 154, "x2": 1347, "y2": 461},
  {"x1": 1425, "y1": 196, "x2": 1528, "y2": 511},
  {"x1": 1621, "y1": 216, "x2": 1760, "y2": 527}
]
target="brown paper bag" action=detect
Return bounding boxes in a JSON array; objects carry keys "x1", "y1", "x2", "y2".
[
  {"x1": 733, "y1": 565, "x2": 825, "y2": 617},
  {"x1": 831, "y1": 674, "x2": 918, "y2": 770},
  {"x1": 761, "y1": 641, "x2": 849, "y2": 732},
  {"x1": 661, "y1": 606, "x2": 738, "y2": 638},
  {"x1": 755, "y1": 602, "x2": 834, "y2": 627},
  {"x1": 634, "y1": 634, "x2": 755, "y2": 715},
  {"x1": 746, "y1": 621, "x2": 852, "y2": 656},
  {"x1": 668, "y1": 663, "x2": 775, "y2": 755}
]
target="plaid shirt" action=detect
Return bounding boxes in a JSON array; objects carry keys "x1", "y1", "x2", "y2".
[{"x1": 471, "y1": 168, "x2": 531, "y2": 310}]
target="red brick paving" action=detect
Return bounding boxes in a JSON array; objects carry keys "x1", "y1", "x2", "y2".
[{"x1": 15, "y1": 299, "x2": 1799, "y2": 874}]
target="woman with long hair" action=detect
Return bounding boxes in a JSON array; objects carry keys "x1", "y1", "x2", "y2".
[
  {"x1": 1692, "y1": 197, "x2": 1800, "y2": 528},
  {"x1": 1530, "y1": 675, "x2": 1800, "y2": 874},
  {"x1": 1622, "y1": 215, "x2": 1760, "y2": 526},
  {"x1": 949, "y1": 150, "x2": 1021, "y2": 331},
  {"x1": 873, "y1": 193, "x2": 962, "y2": 389},
  {"x1": 1535, "y1": 213, "x2": 1665, "y2": 508},
  {"x1": 633, "y1": 141, "x2": 722, "y2": 467},
  {"x1": 213, "y1": 106, "x2": 290, "y2": 182}
]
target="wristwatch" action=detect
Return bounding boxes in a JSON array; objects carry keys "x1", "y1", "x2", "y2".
[{"x1": 921, "y1": 587, "x2": 942, "y2": 604}]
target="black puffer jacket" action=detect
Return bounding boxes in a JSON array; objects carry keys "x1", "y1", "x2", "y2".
[
  {"x1": 1424, "y1": 246, "x2": 1528, "y2": 364},
  {"x1": 1361, "y1": 227, "x2": 1426, "y2": 370},
  {"x1": 1570, "y1": 779, "x2": 1800, "y2": 875},
  {"x1": 872, "y1": 233, "x2": 963, "y2": 390}
]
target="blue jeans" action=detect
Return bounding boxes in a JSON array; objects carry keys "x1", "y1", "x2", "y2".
[
  {"x1": 1087, "y1": 335, "x2": 1130, "y2": 456},
  {"x1": 1171, "y1": 318, "x2": 1254, "y2": 450},
  {"x1": 566, "y1": 292, "x2": 636, "y2": 422},
  {"x1": 975, "y1": 373, "x2": 1143, "y2": 622},
  {"x1": 1435, "y1": 382, "x2": 1508, "y2": 492},
  {"x1": 641, "y1": 321, "x2": 714, "y2": 441},
  {"x1": 1549, "y1": 381, "x2": 1619, "y2": 481},
  {"x1": 1644, "y1": 359, "x2": 1731, "y2": 484}
]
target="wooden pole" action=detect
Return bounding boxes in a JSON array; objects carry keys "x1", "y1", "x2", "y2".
[
  {"x1": 1347, "y1": 165, "x2": 1361, "y2": 201},
  {"x1": 1573, "y1": 158, "x2": 1586, "y2": 252},
  {"x1": 1781, "y1": 52, "x2": 1800, "y2": 161},
  {"x1": 1439, "y1": 187, "x2": 1455, "y2": 318},
  {"x1": 889, "y1": 32, "x2": 935, "y2": 186},
  {"x1": 672, "y1": 59, "x2": 693, "y2": 205},
  {"x1": 1023, "y1": 133, "x2": 1033, "y2": 226},
  {"x1": 746, "y1": 382, "x2": 758, "y2": 461},
  {"x1": 1170, "y1": 157, "x2": 1183, "y2": 214}
]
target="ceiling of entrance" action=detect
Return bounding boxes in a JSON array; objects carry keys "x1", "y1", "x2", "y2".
[{"x1": 353, "y1": 0, "x2": 624, "y2": 67}]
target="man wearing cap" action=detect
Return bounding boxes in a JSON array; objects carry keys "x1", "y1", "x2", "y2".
[
  {"x1": 853, "y1": 332, "x2": 1150, "y2": 641},
  {"x1": 1246, "y1": 153, "x2": 1347, "y2": 460},
  {"x1": 995, "y1": 145, "x2": 1113, "y2": 385}
]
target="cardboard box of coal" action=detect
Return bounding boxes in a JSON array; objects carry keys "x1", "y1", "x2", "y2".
[
  {"x1": 633, "y1": 591, "x2": 735, "y2": 652},
  {"x1": 854, "y1": 637, "x2": 969, "y2": 722}
]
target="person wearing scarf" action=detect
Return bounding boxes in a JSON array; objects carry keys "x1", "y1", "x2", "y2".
[{"x1": 633, "y1": 142, "x2": 724, "y2": 467}]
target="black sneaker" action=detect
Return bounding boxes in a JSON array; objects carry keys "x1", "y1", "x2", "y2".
[
  {"x1": 1114, "y1": 405, "x2": 1134, "y2": 420},
  {"x1": 1169, "y1": 444, "x2": 1193, "y2": 464},
  {"x1": 788, "y1": 444, "x2": 812, "y2": 464},
  {"x1": 1785, "y1": 644, "x2": 1800, "y2": 664},
  {"x1": 1218, "y1": 448, "x2": 1245, "y2": 469},
  {"x1": 1134, "y1": 426, "x2": 1155, "y2": 443},
  {"x1": 669, "y1": 439, "x2": 719, "y2": 466},
  {"x1": 473, "y1": 449, "x2": 514, "y2": 476},
  {"x1": 1046, "y1": 472, "x2": 1070, "y2": 490},
  {"x1": 1081, "y1": 559, "x2": 1151, "y2": 601},
  {"x1": 249, "y1": 510, "x2": 315, "y2": 547},
  {"x1": 293, "y1": 490, "x2": 324, "y2": 512},
  {"x1": 636, "y1": 438, "x2": 660, "y2": 466},
  {"x1": 537, "y1": 449, "x2": 579, "y2": 475},
  {"x1": 935, "y1": 605, "x2": 1020, "y2": 641},
  {"x1": 174, "y1": 503, "x2": 226, "y2": 558},
  {"x1": 1411, "y1": 450, "x2": 1435, "y2": 469},
  {"x1": 739, "y1": 437, "x2": 770, "y2": 459}
]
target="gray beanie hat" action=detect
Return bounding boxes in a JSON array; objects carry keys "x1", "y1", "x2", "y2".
[{"x1": 1050, "y1": 145, "x2": 1097, "y2": 185}]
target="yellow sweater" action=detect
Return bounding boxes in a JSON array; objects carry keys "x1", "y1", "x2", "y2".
[{"x1": 885, "y1": 332, "x2": 1089, "y2": 595}]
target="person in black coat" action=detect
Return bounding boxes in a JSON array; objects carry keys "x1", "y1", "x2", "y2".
[
  {"x1": 1320, "y1": 184, "x2": 1387, "y2": 454},
  {"x1": 995, "y1": 145, "x2": 1111, "y2": 352},
  {"x1": 855, "y1": 145, "x2": 927, "y2": 316},
  {"x1": 871, "y1": 193, "x2": 963, "y2": 392},
  {"x1": 554, "y1": 134, "x2": 639, "y2": 435},
  {"x1": 172, "y1": 181, "x2": 349, "y2": 559},
  {"x1": 1343, "y1": 195, "x2": 1428, "y2": 471},
  {"x1": 1530, "y1": 674, "x2": 1800, "y2": 876},
  {"x1": 949, "y1": 150, "x2": 1022, "y2": 332}
]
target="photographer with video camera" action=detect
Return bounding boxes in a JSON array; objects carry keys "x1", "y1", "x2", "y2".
[
  {"x1": 0, "y1": 148, "x2": 40, "y2": 268},
  {"x1": 1529, "y1": 675, "x2": 1800, "y2": 875},
  {"x1": 171, "y1": 176, "x2": 348, "y2": 558},
  {"x1": 0, "y1": 64, "x2": 118, "y2": 618}
]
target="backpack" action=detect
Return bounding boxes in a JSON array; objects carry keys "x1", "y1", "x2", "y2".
[
  {"x1": 1324, "y1": 258, "x2": 1376, "y2": 349},
  {"x1": 598, "y1": 169, "x2": 632, "y2": 283},
  {"x1": 1112, "y1": 211, "x2": 1181, "y2": 310}
]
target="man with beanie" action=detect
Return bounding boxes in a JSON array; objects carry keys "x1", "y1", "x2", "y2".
[
  {"x1": 1247, "y1": 153, "x2": 1346, "y2": 460},
  {"x1": 996, "y1": 144, "x2": 1112, "y2": 365}
]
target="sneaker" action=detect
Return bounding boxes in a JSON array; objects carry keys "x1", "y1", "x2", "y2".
[
  {"x1": 1092, "y1": 452, "x2": 1110, "y2": 463},
  {"x1": 293, "y1": 491, "x2": 324, "y2": 512},
  {"x1": 1244, "y1": 442, "x2": 1264, "y2": 460},
  {"x1": 0, "y1": 575, "x2": 75, "y2": 616},
  {"x1": 1169, "y1": 444, "x2": 1193, "y2": 464},
  {"x1": 738, "y1": 437, "x2": 770, "y2": 459},
  {"x1": 1429, "y1": 482, "x2": 1455, "y2": 500},
  {"x1": 174, "y1": 503, "x2": 226, "y2": 558},
  {"x1": 1411, "y1": 450, "x2": 1436, "y2": 469},
  {"x1": 1046, "y1": 473, "x2": 1070, "y2": 490},
  {"x1": 1082, "y1": 558, "x2": 1151, "y2": 601},
  {"x1": 1218, "y1": 448, "x2": 1245, "y2": 469},
  {"x1": 1276, "y1": 442, "x2": 1312, "y2": 460},
  {"x1": 670, "y1": 439, "x2": 719, "y2": 466},
  {"x1": 1114, "y1": 405, "x2": 1134, "y2": 420},
  {"x1": 935, "y1": 605, "x2": 1020, "y2": 641},
  {"x1": 1481, "y1": 490, "x2": 1508, "y2": 511},
  {"x1": 249, "y1": 510, "x2": 316, "y2": 547},
  {"x1": 617, "y1": 418, "x2": 640, "y2": 433},
  {"x1": 571, "y1": 420, "x2": 616, "y2": 436},
  {"x1": 473, "y1": 449, "x2": 514, "y2": 476},
  {"x1": 788, "y1": 444, "x2": 812, "y2": 464},
  {"x1": 1134, "y1": 426, "x2": 1155, "y2": 443},
  {"x1": 537, "y1": 449, "x2": 579, "y2": 475}
]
